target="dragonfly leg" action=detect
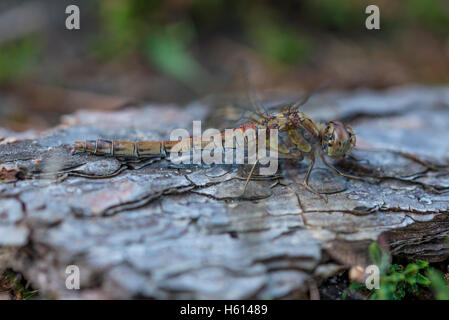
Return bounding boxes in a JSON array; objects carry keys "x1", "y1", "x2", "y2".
[
  {"x1": 242, "y1": 158, "x2": 260, "y2": 195},
  {"x1": 303, "y1": 155, "x2": 327, "y2": 201},
  {"x1": 321, "y1": 154, "x2": 364, "y2": 181}
]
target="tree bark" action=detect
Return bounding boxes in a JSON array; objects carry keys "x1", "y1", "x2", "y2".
[{"x1": 0, "y1": 86, "x2": 448, "y2": 299}]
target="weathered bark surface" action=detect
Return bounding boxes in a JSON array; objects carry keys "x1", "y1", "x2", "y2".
[{"x1": 1, "y1": 86, "x2": 449, "y2": 299}]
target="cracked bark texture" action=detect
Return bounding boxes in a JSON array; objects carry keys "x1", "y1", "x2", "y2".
[{"x1": 1, "y1": 86, "x2": 449, "y2": 299}]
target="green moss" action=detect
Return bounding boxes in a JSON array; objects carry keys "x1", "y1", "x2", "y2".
[
  {"x1": 405, "y1": 0, "x2": 449, "y2": 35},
  {"x1": 91, "y1": 1, "x2": 203, "y2": 84},
  {"x1": 1, "y1": 269, "x2": 39, "y2": 300},
  {"x1": 146, "y1": 22, "x2": 203, "y2": 83},
  {"x1": 90, "y1": 1, "x2": 142, "y2": 60},
  {"x1": 344, "y1": 242, "x2": 449, "y2": 300},
  {"x1": 246, "y1": 8, "x2": 310, "y2": 65},
  {"x1": 427, "y1": 269, "x2": 449, "y2": 300},
  {"x1": 303, "y1": 0, "x2": 364, "y2": 31},
  {"x1": 0, "y1": 37, "x2": 40, "y2": 84}
]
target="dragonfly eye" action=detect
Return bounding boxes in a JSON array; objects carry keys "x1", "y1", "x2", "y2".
[
  {"x1": 324, "y1": 121, "x2": 355, "y2": 158},
  {"x1": 346, "y1": 125, "x2": 356, "y2": 150}
]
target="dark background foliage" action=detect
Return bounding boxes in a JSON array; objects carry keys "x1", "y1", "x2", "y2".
[{"x1": 0, "y1": 0, "x2": 448, "y2": 131}]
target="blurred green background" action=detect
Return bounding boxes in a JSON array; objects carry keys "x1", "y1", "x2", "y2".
[{"x1": 0, "y1": 0, "x2": 448, "y2": 131}]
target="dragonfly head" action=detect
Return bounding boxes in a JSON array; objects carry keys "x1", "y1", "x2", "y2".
[{"x1": 321, "y1": 121, "x2": 356, "y2": 158}]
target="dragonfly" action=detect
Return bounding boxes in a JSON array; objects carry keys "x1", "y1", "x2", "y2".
[{"x1": 71, "y1": 94, "x2": 360, "y2": 198}]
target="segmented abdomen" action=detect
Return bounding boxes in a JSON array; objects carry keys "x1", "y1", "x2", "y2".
[{"x1": 72, "y1": 124, "x2": 262, "y2": 158}]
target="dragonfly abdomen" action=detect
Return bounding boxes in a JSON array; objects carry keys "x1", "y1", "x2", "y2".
[
  {"x1": 71, "y1": 125, "x2": 259, "y2": 158},
  {"x1": 72, "y1": 139, "x2": 168, "y2": 157}
]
